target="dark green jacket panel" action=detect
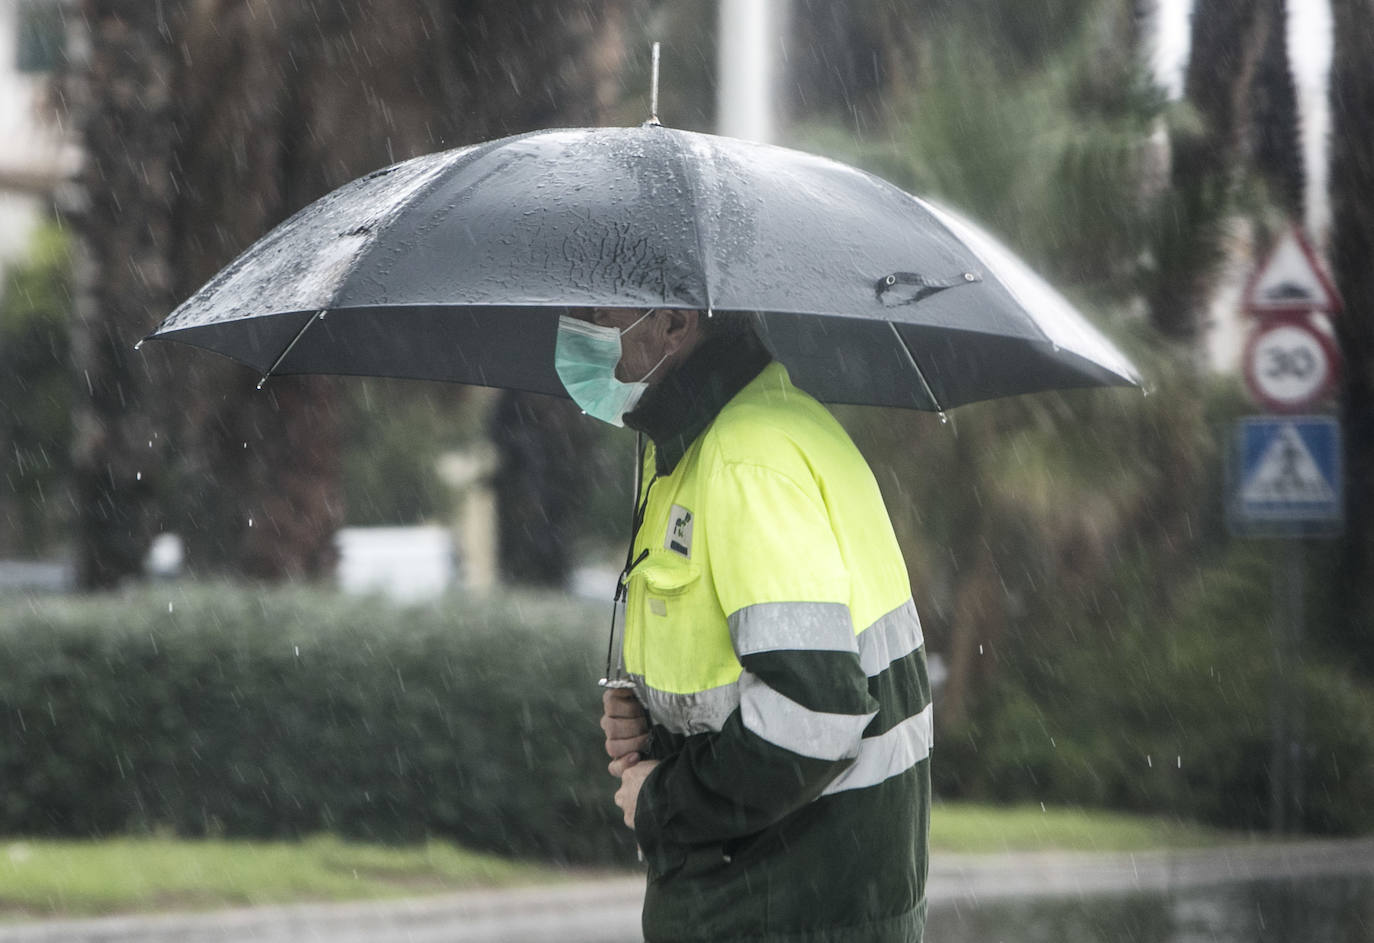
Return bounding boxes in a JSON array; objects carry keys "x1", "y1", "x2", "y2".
[{"x1": 641, "y1": 757, "x2": 932, "y2": 943}]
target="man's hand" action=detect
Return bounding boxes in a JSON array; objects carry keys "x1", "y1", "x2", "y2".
[
  {"x1": 611, "y1": 755, "x2": 660, "y2": 829},
  {"x1": 601, "y1": 687, "x2": 650, "y2": 762}
]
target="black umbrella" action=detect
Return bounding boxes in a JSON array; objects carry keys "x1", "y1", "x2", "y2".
[{"x1": 144, "y1": 125, "x2": 1140, "y2": 412}]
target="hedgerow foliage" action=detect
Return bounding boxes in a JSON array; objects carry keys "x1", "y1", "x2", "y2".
[{"x1": 0, "y1": 585, "x2": 636, "y2": 865}]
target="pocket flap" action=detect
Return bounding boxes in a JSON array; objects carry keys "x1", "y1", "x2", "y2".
[{"x1": 636, "y1": 552, "x2": 701, "y2": 596}]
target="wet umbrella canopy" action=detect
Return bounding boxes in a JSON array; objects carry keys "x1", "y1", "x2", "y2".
[{"x1": 146, "y1": 125, "x2": 1140, "y2": 410}]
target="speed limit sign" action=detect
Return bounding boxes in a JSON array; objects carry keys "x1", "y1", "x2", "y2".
[{"x1": 1243, "y1": 316, "x2": 1340, "y2": 413}]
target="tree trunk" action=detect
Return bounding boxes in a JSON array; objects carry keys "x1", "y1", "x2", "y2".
[
  {"x1": 1328, "y1": 0, "x2": 1374, "y2": 673},
  {"x1": 1250, "y1": 0, "x2": 1304, "y2": 218},
  {"x1": 1148, "y1": 0, "x2": 1276, "y2": 342},
  {"x1": 65, "y1": 2, "x2": 180, "y2": 588}
]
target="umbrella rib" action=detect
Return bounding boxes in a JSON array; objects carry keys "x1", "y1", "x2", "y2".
[
  {"x1": 257, "y1": 309, "x2": 327, "y2": 390},
  {"x1": 666, "y1": 130, "x2": 714, "y2": 315},
  {"x1": 888, "y1": 321, "x2": 944, "y2": 413}
]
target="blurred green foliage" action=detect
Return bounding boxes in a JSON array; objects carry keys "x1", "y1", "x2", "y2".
[
  {"x1": 0, "y1": 221, "x2": 74, "y2": 557},
  {"x1": 0, "y1": 585, "x2": 636, "y2": 865},
  {"x1": 340, "y1": 380, "x2": 475, "y2": 527},
  {"x1": 937, "y1": 540, "x2": 1374, "y2": 834}
]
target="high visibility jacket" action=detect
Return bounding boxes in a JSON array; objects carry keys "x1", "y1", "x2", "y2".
[{"x1": 625, "y1": 359, "x2": 932, "y2": 943}]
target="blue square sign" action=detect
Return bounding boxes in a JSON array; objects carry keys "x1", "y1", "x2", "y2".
[{"x1": 1230, "y1": 416, "x2": 1343, "y2": 537}]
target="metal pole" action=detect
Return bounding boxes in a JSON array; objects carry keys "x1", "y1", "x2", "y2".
[
  {"x1": 1287, "y1": 538, "x2": 1306, "y2": 831},
  {"x1": 1268, "y1": 542, "x2": 1288, "y2": 834},
  {"x1": 1268, "y1": 537, "x2": 1307, "y2": 835}
]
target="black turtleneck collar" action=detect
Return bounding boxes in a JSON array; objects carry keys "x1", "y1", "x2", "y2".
[{"x1": 624, "y1": 329, "x2": 772, "y2": 475}]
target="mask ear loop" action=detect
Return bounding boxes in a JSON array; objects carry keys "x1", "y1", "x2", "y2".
[
  {"x1": 637, "y1": 348, "x2": 672, "y2": 384},
  {"x1": 623, "y1": 308, "x2": 675, "y2": 384},
  {"x1": 620, "y1": 307, "x2": 660, "y2": 336}
]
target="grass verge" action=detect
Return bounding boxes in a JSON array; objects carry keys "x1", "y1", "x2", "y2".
[
  {"x1": 0, "y1": 803, "x2": 1245, "y2": 920},
  {"x1": 0, "y1": 834, "x2": 553, "y2": 920},
  {"x1": 932, "y1": 801, "x2": 1235, "y2": 853}
]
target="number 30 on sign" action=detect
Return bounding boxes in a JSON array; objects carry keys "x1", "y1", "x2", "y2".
[{"x1": 1243, "y1": 317, "x2": 1340, "y2": 413}]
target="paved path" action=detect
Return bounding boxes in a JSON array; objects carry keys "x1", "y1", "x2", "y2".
[{"x1": 2, "y1": 837, "x2": 1371, "y2": 943}]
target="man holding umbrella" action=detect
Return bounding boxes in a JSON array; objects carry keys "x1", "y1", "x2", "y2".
[
  {"x1": 148, "y1": 118, "x2": 1139, "y2": 942},
  {"x1": 566, "y1": 305, "x2": 934, "y2": 943}
]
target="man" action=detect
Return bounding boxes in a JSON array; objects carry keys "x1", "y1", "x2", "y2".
[{"x1": 556, "y1": 306, "x2": 933, "y2": 942}]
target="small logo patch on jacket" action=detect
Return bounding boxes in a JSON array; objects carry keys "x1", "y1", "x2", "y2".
[{"x1": 665, "y1": 505, "x2": 694, "y2": 557}]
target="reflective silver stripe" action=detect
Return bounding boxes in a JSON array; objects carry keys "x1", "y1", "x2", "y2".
[
  {"x1": 728, "y1": 602, "x2": 858, "y2": 658},
  {"x1": 630, "y1": 674, "x2": 740, "y2": 736},
  {"x1": 739, "y1": 671, "x2": 875, "y2": 762},
  {"x1": 821, "y1": 704, "x2": 933, "y2": 796},
  {"x1": 857, "y1": 599, "x2": 925, "y2": 677}
]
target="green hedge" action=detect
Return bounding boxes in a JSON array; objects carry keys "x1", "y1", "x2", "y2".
[
  {"x1": 0, "y1": 585, "x2": 636, "y2": 865},
  {"x1": 933, "y1": 545, "x2": 1374, "y2": 835}
]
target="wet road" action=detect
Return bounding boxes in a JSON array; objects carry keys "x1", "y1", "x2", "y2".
[{"x1": 3, "y1": 838, "x2": 1371, "y2": 943}]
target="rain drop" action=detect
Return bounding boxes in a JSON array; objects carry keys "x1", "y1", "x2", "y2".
[
  {"x1": 168, "y1": 602, "x2": 174, "y2": 614},
  {"x1": 977, "y1": 644, "x2": 983, "y2": 655},
  {"x1": 1147, "y1": 754, "x2": 1153, "y2": 768},
  {"x1": 248, "y1": 516, "x2": 254, "y2": 527},
  {"x1": 136, "y1": 471, "x2": 142, "y2": 481},
  {"x1": 1177, "y1": 756, "x2": 1182, "y2": 769}
]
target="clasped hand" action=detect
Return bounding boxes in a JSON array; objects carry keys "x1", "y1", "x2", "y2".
[{"x1": 602, "y1": 687, "x2": 659, "y2": 829}]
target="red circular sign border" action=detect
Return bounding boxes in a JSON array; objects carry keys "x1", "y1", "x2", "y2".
[{"x1": 1242, "y1": 314, "x2": 1341, "y2": 413}]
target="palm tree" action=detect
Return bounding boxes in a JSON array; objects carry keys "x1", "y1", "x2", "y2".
[{"x1": 1146, "y1": 0, "x2": 1280, "y2": 344}]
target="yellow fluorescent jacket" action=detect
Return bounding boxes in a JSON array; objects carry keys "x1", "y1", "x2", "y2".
[{"x1": 626, "y1": 361, "x2": 933, "y2": 943}]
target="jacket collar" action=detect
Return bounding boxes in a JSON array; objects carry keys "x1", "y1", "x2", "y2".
[{"x1": 625, "y1": 329, "x2": 772, "y2": 475}]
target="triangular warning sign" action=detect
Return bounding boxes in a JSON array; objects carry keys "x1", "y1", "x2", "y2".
[
  {"x1": 1241, "y1": 423, "x2": 1335, "y2": 504},
  {"x1": 1245, "y1": 229, "x2": 1342, "y2": 315}
]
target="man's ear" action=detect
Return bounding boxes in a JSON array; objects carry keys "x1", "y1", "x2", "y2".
[{"x1": 660, "y1": 308, "x2": 700, "y2": 356}]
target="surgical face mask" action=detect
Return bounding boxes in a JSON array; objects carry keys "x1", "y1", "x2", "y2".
[{"x1": 555, "y1": 310, "x2": 670, "y2": 427}]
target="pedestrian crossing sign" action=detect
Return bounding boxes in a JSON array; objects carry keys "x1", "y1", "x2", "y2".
[{"x1": 1230, "y1": 416, "x2": 1343, "y2": 536}]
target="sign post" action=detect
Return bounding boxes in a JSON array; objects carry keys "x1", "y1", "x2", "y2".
[{"x1": 1230, "y1": 227, "x2": 1343, "y2": 834}]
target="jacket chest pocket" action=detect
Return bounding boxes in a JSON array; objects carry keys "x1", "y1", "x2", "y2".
[
  {"x1": 633, "y1": 551, "x2": 701, "y2": 618},
  {"x1": 625, "y1": 552, "x2": 701, "y2": 673}
]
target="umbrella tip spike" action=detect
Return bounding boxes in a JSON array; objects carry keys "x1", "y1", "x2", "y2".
[
  {"x1": 133, "y1": 339, "x2": 145, "y2": 352},
  {"x1": 938, "y1": 411, "x2": 949, "y2": 426},
  {"x1": 648, "y1": 42, "x2": 662, "y2": 126}
]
